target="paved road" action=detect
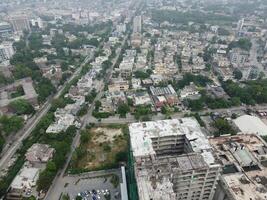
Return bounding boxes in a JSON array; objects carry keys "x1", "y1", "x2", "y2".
[
  {"x1": 0, "y1": 53, "x2": 92, "y2": 172},
  {"x1": 44, "y1": 31, "x2": 130, "y2": 200},
  {"x1": 84, "y1": 104, "x2": 267, "y2": 125}
]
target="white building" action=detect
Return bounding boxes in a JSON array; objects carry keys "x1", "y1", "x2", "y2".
[
  {"x1": 0, "y1": 42, "x2": 15, "y2": 62},
  {"x1": 133, "y1": 16, "x2": 142, "y2": 33},
  {"x1": 234, "y1": 115, "x2": 267, "y2": 136},
  {"x1": 11, "y1": 166, "x2": 40, "y2": 191}
]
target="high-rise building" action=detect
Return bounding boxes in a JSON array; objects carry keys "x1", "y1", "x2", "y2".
[
  {"x1": 0, "y1": 42, "x2": 15, "y2": 62},
  {"x1": 129, "y1": 118, "x2": 221, "y2": 200},
  {"x1": 133, "y1": 15, "x2": 142, "y2": 33},
  {"x1": 9, "y1": 15, "x2": 31, "y2": 33}
]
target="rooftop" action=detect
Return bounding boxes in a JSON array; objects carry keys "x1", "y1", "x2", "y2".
[
  {"x1": 209, "y1": 134, "x2": 267, "y2": 200},
  {"x1": 234, "y1": 115, "x2": 267, "y2": 136},
  {"x1": 129, "y1": 118, "x2": 214, "y2": 165}
]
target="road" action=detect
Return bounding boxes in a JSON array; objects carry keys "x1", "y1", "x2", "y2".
[
  {"x1": 0, "y1": 52, "x2": 93, "y2": 172},
  {"x1": 84, "y1": 104, "x2": 267, "y2": 125},
  {"x1": 44, "y1": 31, "x2": 129, "y2": 200}
]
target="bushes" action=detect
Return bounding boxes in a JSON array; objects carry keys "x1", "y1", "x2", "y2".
[
  {"x1": 0, "y1": 115, "x2": 24, "y2": 135},
  {"x1": 229, "y1": 38, "x2": 252, "y2": 51},
  {"x1": 9, "y1": 99, "x2": 35, "y2": 115},
  {"x1": 223, "y1": 79, "x2": 267, "y2": 105},
  {"x1": 174, "y1": 73, "x2": 212, "y2": 90},
  {"x1": 213, "y1": 118, "x2": 237, "y2": 137}
]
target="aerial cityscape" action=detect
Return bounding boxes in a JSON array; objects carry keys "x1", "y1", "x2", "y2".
[{"x1": 0, "y1": 0, "x2": 267, "y2": 199}]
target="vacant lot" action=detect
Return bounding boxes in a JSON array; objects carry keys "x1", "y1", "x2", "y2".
[{"x1": 69, "y1": 125, "x2": 128, "y2": 173}]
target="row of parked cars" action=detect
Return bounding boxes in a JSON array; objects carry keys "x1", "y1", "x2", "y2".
[{"x1": 77, "y1": 189, "x2": 110, "y2": 200}]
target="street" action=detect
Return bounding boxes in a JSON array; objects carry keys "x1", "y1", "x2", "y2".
[
  {"x1": 0, "y1": 51, "x2": 92, "y2": 172},
  {"x1": 44, "y1": 31, "x2": 130, "y2": 200}
]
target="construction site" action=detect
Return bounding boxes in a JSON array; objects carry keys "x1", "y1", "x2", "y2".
[{"x1": 129, "y1": 118, "x2": 221, "y2": 200}]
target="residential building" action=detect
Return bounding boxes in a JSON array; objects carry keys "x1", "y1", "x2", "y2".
[
  {"x1": 129, "y1": 118, "x2": 221, "y2": 200},
  {"x1": 180, "y1": 82, "x2": 200, "y2": 100},
  {"x1": 0, "y1": 41, "x2": 15, "y2": 62},
  {"x1": 9, "y1": 15, "x2": 31, "y2": 33},
  {"x1": 133, "y1": 15, "x2": 142, "y2": 33},
  {"x1": 108, "y1": 78, "x2": 129, "y2": 93},
  {"x1": 25, "y1": 144, "x2": 55, "y2": 166},
  {"x1": 0, "y1": 78, "x2": 38, "y2": 113},
  {"x1": 210, "y1": 134, "x2": 267, "y2": 200},
  {"x1": 7, "y1": 166, "x2": 40, "y2": 200},
  {"x1": 0, "y1": 22, "x2": 12, "y2": 37}
]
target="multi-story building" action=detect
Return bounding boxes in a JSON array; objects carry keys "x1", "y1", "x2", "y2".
[
  {"x1": 9, "y1": 15, "x2": 31, "y2": 33},
  {"x1": 129, "y1": 118, "x2": 221, "y2": 200},
  {"x1": 0, "y1": 22, "x2": 12, "y2": 37},
  {"x1": 133, "y1": 15, "x2": 142, "y2": 33},
  {"x1": 210, "y1": 134, "x2": 267, "y2": 200},
  {"x1": 0, "y1": 41, "x2": 15, "y2": 62}
]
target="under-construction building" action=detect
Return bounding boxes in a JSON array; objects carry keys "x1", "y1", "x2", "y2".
[{"x1": 129, "y1": 118, "x2": 221, "y2": 200}]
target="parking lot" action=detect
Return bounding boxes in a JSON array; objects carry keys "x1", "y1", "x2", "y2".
[{"x1": 60, "y1": 169, "x2": 122, "y2": 200}]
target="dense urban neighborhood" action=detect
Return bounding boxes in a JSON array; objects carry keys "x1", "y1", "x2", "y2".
[{"x1": 0, "y1": 0, "x2": 267, "y2": 200}]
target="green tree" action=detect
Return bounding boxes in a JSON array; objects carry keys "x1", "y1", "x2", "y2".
[
  {"x1": 62, "y1": 194, "x2": 70, "y2": 200},
  {"x1": 0, "y1": 115, "x2": 24, "y2": 135},
  {"x1": 0, "y1": 133, "x2": 5, "y2": 152},
  {"x1": 233, "y1": 68, "x2": 243, "y2": 80},
  {"x1": 37, "y1": 161, "x2": 57, "y2": 191},
  {"x1": 118, "y1": 103, "x2": 130, "y2": 117},
  {"x1": 9, "y1": 99, "x2": 35, "y2": 115},
  {"x1": 36, "y1": 78, "x2": 56, "y2": 102},
  {"x1": 213, "y1": 118, "x2": 236, "y2": 136}
]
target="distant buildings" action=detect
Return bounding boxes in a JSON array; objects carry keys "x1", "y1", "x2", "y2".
[
  {"x1": 129, "y1": 118, "x2": 220, "y2": 200},
  {"x1": 0, "y1": 22, "x2": 12, "y2": 37},
  {"x1": 180, "y1": 82, "x2": 200, "y2": 100},
  {"x1": 133, "y1": 16, "x2": 142, "y2": 33},
  {"x1": 0, "y1": 78, "x2": 38, "y2": 113},
  {"x1": 0, "y1": 41, "x2": 15, "y2": 62},
  {"x1": 131, "y1": 16, "x2": 142, "y2": 47},
  {"x1": 9, "y1": 15, "x2": 31, "y2": 33}
]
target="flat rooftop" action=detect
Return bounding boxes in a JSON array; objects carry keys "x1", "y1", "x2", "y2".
[
  {"x1": 0, "y1": 78, "x2": 38, "y2": 108},
  {"x1": 129, "y1": 118, "x2": 214, "y2": 164},
  {"x1": 234, "y1": 115, "x2": 267, "y2": 136},
  {"x1": 210, "y1": 134, "x2": 267, "y2": 200}
]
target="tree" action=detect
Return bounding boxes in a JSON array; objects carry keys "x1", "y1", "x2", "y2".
[
  {"x1": 229, "y1": 38, "x2": 252, "y2": 51},
  {"x1": 233, "y1": 68, "x2": 243, "y2": 80},
  {"x1": 187, "y1": 99, "x2": 204, "y2": 111},
  {"x1": 0, "y1": 134, "x2": 5, "y2": 152},
  {"x1": 9, "y1": 99, "x2": 35, "y2": 115},
  {"x1": 0, "y1": 115, "x2": 24, "y2": 135},
  {"x1": 36, "y1": 78, "x2": 56, "y2": 102},
  {"x1": 95, "y1": 100, "x2": 102, "y2": 111},
  {"x1": 134, "y1": 70, "x2": 150, "y2": 79},
  {"x1": 37, "y1": 161, "x2": 57, "y2": 191},
  {"x1": 213, "y1": 118, "x2": 236, "y2": 136},
  {"x1": 62, "y1": 194, "x2": 70, "y2": 200},
  {"x1": 118, "y1": 103, "x2": 130, "y2": 117},
  {"x1": 80, "y1": 130, "x2": 91, "y2": 144}
]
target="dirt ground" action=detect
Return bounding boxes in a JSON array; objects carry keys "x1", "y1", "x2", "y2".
[{"x1": 75, "y1": 126, "x2": 128, "y2": 171}]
